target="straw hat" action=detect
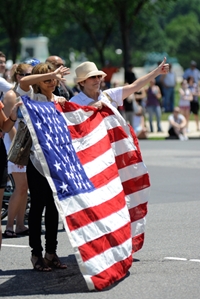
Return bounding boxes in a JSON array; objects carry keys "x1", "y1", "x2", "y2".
[{"x1": 74, "y1": 61, "x2": 107, "y2": 83}]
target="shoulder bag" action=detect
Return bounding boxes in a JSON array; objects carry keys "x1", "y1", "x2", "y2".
[{"x1": 8, "y1": 120, "x2": 32, "y2": 166}]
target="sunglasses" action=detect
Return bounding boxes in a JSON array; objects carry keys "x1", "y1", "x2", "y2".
[
  {"x1": 89, "y1": 75, "x2": 102, "y2": 79},
  {"x1": 43, "y1": 79, "x2": 56, "y2": 84},
  {"x1": 19, "y1": 73, "x2": 31, "y2": 77},
  {"x1": 55, "y1": 63, "x2": 64, "y2": 68}
]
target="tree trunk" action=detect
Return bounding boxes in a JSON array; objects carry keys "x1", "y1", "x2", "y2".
[
  {"x1": 118, "y1": 11, "x2": 131, "y2": 82},
  {"x1": 10, "y1": 38, "x2": 19, "y2": 63}
]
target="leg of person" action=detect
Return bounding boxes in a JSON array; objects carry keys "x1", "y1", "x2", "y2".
[
  {"x1": 44, "y1": 183, "x2": 67, "y2": 269},
  {"x1": 125, "y1": 111, "x2": 132, "y2": 126},
  {"x1": 137, "y1": 130, "x2": 148, "y2": 139},
  {"x1": 168, "y1": 127, "x2": 179, "y2": 139},
  {"x1": 192, "y1": 102, "x2": 200, "y2": 131},
  {"x1": 0, "y1": 188, "x2": 3, "y2": 248},
  {"x1": 155, "y1": 105, "x2": 162, "y2": 132},
  {"x1": 5, "y1": 171, "x2": 28, "y2": 236},
  {"x1": 27, "y1": 159, "x2": 51, "y2": 272},
  {"x1": 169, "y1": 88, "x2": 175, "y2": 112},
  {"x1": 163, "y1": 87, "x2": 170, "y2": 112},
  {"x1": 194, "y1": 114, "x2": 200, "y2": 131},
  {"x1": 185, "y1": 108, "x2": 190, "y2": 131},
  {"x1": 146, "y1": 106, "x2": 154, "y2": 132}
]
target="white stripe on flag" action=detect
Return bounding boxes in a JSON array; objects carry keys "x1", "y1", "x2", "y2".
[
  {"x1": 83, "y1": 239, "x2": 132, "y2": 276},
  {"x1": 71, "y1": 206, "x2": 131, "y2": 247}
]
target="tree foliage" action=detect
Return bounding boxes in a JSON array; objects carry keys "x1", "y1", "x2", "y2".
[{"x1": 0, "y1": 0, "x2": 200, "y2": 70}]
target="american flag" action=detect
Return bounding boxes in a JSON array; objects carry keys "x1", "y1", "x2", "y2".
[{"x1": 20, "y1": 95, "x2": 150, "y2": 291}]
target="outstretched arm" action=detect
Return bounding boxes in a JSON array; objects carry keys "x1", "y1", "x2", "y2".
[
  {"x1": 19, "y1": 66, "x2": 70, "y2": 92},
  {"x1": 122, "y1": 58, "x2": 169, "y2": 100}
]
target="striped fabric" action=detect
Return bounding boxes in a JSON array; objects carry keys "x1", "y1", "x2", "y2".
[
  {"x1": 59, "y1": 101, "x2": 150, "y2": 255},
  {"x1": 20, "y1": 96, "x2": 143, "y2": 291}
]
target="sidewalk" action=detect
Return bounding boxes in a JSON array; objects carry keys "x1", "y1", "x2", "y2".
[{"x1": 147, "y1": 120, "x2": 200, "y2": 139}]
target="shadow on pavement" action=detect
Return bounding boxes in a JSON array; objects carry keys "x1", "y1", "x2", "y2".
[{"x1": 0, "y1": 255, "x2": 89, "y2": 296}]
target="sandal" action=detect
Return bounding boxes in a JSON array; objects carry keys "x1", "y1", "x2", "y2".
[
  {"x1": 31, "y1": 255, "x2": 52, "y2": 272},
  {"x1": 3, "y1": 230, "x2": 18, "y2": 238},
  {"x1": 44, "y1": 253, "x2": 67, "y2": 269},
  {"x1": 16, "y1": 229, "x2": 29, "y2": 236}
]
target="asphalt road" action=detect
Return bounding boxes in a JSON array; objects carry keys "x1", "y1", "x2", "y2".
[{"x1": 1, "y1": 140, "x2": 200, "y2": 299}]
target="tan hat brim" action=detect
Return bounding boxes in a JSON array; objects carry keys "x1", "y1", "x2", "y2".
[{"x1": 75, "y1": 70, "x2": 107, "y2": 83}]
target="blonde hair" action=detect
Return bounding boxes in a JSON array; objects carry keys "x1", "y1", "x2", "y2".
[
  {"x1": 11, "y1": 63, "x2": 31, "y2": 83},
  {"x1": 32, "y1": 62, "x2": 56, "y2": 93}
]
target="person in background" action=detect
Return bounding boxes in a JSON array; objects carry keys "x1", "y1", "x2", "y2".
[
  {"x1": 125, "y1": 63, "x2": 137, "y2": 84},
  {"x1": 123, "y1": 87, "x2": 135, "y2": 128},
  {"x1": 134, "y1": 87, "x2": 146, "y2": 108},
  {"x1": 178, "y1": 79, "x2": 193, "y2": 131},
  {"x1": 45, "y1": 55, "x2": 74, "y2": 100},
  {"x1": 187, "y1": 76, "x2": 200, "y2": 131},
  {"x1": 102, "y1": 60, "x2": 119, "y2": 88},
  {"x1": 145, "y1": 79, "x2": 162, "y2": 133},
  {"x1": 16, "y1": 62, "x2": 69, "y2": 271},
  {"x1": 161, "y1": 63, "x2": 176, "y2": 112},
  {"x1": 72, "y1": 78, "x2": 81, "y2": 95},
  {"x1": 0, "y1": 51, "x2": 13, "y2": 101},
  {"x1": 183, "y1": 60, "x2": 200, "y2": 85},
  {"x1": 133, "y1": 100, "x2": 148, "y2": 139},
  {"x1": 2, "y1": 63, "x2": 32, "y2": 238},
  {"x1": 0, "y1": 100, "x2": 22, "y2": 248},
  {"x1": 168, "y1": 107, "x2": 188, "y2": 140},
  {"x1": 155, "y1": 61, "x2": 164, "y2": 106}
]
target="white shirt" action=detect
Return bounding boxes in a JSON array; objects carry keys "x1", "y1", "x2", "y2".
[
  {"x1": 0, "y1": 77, "x2": 12, "y2": 100},
  {"x1": 168, "y1": 113, "x2": 185, "y2": 129},
  {"x1": 70, "y1": 87, "x2": 123, "y2": 108},
  {"x1": 179, "y1": 88, "x2": 191, "y2": 108}
]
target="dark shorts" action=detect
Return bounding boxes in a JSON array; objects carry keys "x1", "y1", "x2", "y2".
[
  {"x1": 190, "y1": 100, "x2": 199, "y2": 115},
  {"x1": 168, "y1": 127, "x2": 179, "y2": 139},
  {"x1": 0, "y1": 138, "x2": 8, "y2": 189}
]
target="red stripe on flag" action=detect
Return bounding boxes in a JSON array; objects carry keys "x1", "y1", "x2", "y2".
[
  {"x1": 122, "y1": 173, "x2": 150, "y2": 195},
  {"x1": 89, "y1": 164, "x2": 120, "y2": 188},
  {"x1": 79, "y1": 222, "x2": 131, "y2": 261},
  {"x1": 66, "y1": 190, "x2": 126, "y2": 231},
  {"x1": 129, "y1": 202, "x2": 148, "y2": 223},
  {"x1": 67, "y1": 110, "x2": 102, "y2": 139},
  {"x1": 107, "y1": 126, "x2": 129, "y2": 143},
  {"x1": 91, "y1": 255, "x2": 133, "y2": 291},
  {"x1": 115, "y1": 150, "x2": 142, "y2": 169},
  {"x1": 75, "y1": 135, "x2": 111, "y2": 165},
  {"x1": 132, "y1": 233, "x2": 145, "y2": 253}
]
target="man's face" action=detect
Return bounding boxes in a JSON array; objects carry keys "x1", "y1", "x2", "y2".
[
  {"x1": 49, "y1": 57, "x2": 64, "y2": 69},
  {"x1": 0, "y1": 56, "x2": 6, "y2": 74}
]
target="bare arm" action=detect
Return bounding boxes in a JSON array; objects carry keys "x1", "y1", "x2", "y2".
[
  {"x1": 19, "y1": 66, "x2": 70, "y2": 92},
  {"x1": 0, "y1": 102, "x2": 22, "y2": 133},
  {"x1": 3, "y1": 90, "x2": 17, "y2": 139},
  {"x1": 122, "y1": 58, "x2": 169, "y2": 100}
]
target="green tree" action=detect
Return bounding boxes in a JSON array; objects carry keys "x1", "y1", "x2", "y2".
[
  {"x1": 0, "y1": 0, "x2": 50, "y2": 62},
  {"x1": 165, "y1": 13, "x2": 200, "y2": 68}
]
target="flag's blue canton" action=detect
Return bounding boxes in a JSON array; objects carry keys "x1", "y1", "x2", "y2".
[{"x1": 21, "y1": 96, "x2": 95, "y2": 200}]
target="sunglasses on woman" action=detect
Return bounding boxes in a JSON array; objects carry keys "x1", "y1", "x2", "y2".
[
  {"x1": 43, "y1": 79, "x2": 56, "y2": 84},
  {"x1": 19, "y1": 73, "x2": 31, "y2": 77},
  {"x1": 89, "y1": 75, "x2": 102, "y2": 79}
]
